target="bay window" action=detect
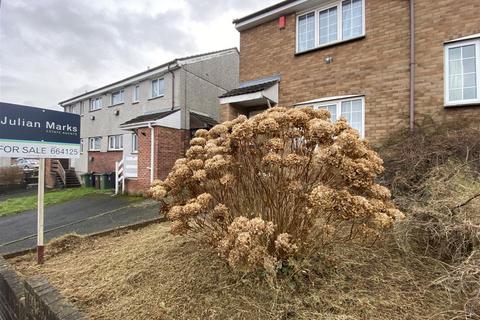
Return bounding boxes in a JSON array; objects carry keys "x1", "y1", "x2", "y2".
[
  {"x1": 445, "y1": 37, "x2": 480, "y2": 106},
  {"x1": 296, "y1": 0, "x2": 365, "y2": 53}
]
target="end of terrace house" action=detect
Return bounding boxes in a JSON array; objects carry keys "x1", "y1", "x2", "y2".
[{"x1": 59, "y1": 48, "x2": 239, "y2": 194}]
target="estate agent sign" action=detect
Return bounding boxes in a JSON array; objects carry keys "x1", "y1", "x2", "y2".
[
  {"x1": 0, "y1": 102, "x2": 81, "y2": 158},
  {"x1": 0, "y1": 101, "x2": 81, "y2": 265}
]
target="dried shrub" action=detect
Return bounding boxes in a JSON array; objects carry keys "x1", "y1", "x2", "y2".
[{"x1": 151, "y1": 107, "x2": 403, "y2": 274}]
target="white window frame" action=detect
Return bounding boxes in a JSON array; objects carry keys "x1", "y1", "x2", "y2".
[
  {"x1": 88, "y1": 137, "x2": 102, "y2": 151},
  {"x1": 311, "y1": 96, "x2": 365, "y2": 138},
  {"x1": 444, "y1": 38, "x2": 480, "y2": 106},
  {"x1": 133, "y1": 85, "x2": 140, "y2": 103},
  {"x1": 111, "y1": 89, "x2": 124, "y2": 106},
  {"x1": 296, "y1": 0, "x2": 365, "y2": 53},
  {"x1": 80, "y1": 139, "x2": 84, "y2": 154},
  {"x1": 89, "y1": 97, "x2": 103, "y2": 111},
  {"x1": 151, "y1": 78, "x2": 165, "y2": 98},
  {"x1": 108, "y1": 135, "x2": 123, "y2": 151},
  {"x1": 132, "y1": 133, "x2": 138, "y2": 153},
  {"x1": 80, "y1": 101, "x2": 85, "y2": 115}
]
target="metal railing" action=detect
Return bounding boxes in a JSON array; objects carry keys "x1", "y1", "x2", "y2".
[{"x1": 51, "y1": 160, "x2": 66, "y2": 186}]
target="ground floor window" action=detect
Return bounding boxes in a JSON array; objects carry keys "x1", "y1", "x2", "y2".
[
  {"x1": 108, "y1": 135, "x2": 123, "y2": 151},
  {"x1": 132, "y1": 133, "x2": 138, "y2": 153},
  {"x1": 312, "y1": 96, "x2": 365, "y2": 138},
  {"x1": 80, "y1": 139, "x2": 84, "y2": 154},
  {"x1": 89, "y1": 137, "x2": 102, "y2": 151}
]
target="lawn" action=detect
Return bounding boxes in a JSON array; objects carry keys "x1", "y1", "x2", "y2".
[{"x1": 0, "y1": 187, "x2": 111, "y2": 217}]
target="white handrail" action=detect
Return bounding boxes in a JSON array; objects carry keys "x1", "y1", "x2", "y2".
[{"x1": 115, "y1": 159, "x2": 125, "y2": 195}]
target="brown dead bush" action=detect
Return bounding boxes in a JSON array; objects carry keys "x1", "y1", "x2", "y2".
[{"x1": 151, "y1": 107, "x2": 403, "y2": 274}]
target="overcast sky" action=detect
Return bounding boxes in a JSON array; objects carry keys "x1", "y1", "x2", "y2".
[{"x1": 0, "y1": 0, "x2": 277, "y2": 109}]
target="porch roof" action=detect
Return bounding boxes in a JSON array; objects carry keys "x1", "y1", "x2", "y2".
[{"x1": 120, "y1": 109, "x2": 179, "y2": 126}]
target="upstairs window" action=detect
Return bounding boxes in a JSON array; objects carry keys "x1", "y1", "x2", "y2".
[
  {"x1": 151, "y1": 78, "x2": 165, "y2": 98},
  {"x1": 90, "y1": 97, "x2": 103, "y2": 111},
  {"x1": 108, "y1": 135, "x2": 123, "y2": 151},
  {"x1": 111, "y1": 89, "x2": 124, "y2": 106},
  {"x1": 296, "y1": 0, "x2": 364, "y2": 53},
  {"x1": 133, "y1": 85, "x2": 140, "y2": 103},
  {"x1": 445, "y1": 38, "x2": 480, "y2": 106}
]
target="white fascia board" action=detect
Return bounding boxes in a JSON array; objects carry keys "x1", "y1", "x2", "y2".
[
  {"x1": 220, "y1": 92, "x2": 264, "y2": 105},
  {"x1": 60, "y1": 64, "x2": 177, "y2": 106},
  {"x1": 261, "y1": 83, "x2": 279, "y2": 103},
  {"x1": 444, "y1": 33, "x2": 480, "y2": 44},
  {"x1": 235, "y1": 0, "x2": 311, "y2": 31},
  {"x1": 295, "y1": 95, "x2": 363, "y2": 106}
]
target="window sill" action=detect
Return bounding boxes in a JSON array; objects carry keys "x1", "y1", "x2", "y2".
[
  {"x1": 444, "y1": 102, "x2": 480, "y2": 108},
  {"x1": 109, "y1": 103, "x2": 124, "y2": 108},
  {"x1": 131, "y1": 151, "x2": 139, "y2": 154},
  {"x1": 89, "y1": 108, "x2": 102, "y2": 113},
  {"x1": 108, "y1": 149, "x2": 124, "y2": 152},
  {"x1": 88, "y1": 150, "x2": 101, "y2": 152},
  {"x1": 132, "y1": 101, "x2": 140, "y2": 105},
  {"x1": 295, "y1": 35, "x2": 366, "y2": 56},
  {"x1": 148, "y1": 94, "x2": 165, "y2": 101}
]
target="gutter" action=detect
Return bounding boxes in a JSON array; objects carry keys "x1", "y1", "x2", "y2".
[{"x1": 409, "y1": 0, "x2": 415, "y2": 131}]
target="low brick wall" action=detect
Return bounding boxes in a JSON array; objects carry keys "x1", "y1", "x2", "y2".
[{"x1": 0, "y1": 257, "x2": 85, "y2": 320}]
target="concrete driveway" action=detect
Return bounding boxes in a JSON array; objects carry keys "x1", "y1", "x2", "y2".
[{"x1": 0, "y1": 194, "x2": 160, "y2": 255}]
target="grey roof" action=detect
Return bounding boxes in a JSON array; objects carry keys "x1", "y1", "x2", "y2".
[
  {"x1": 120, "y1": 109, "x2": 179, "y2": 126},
  {"x1": 219, "y1": 80, "x2": 278, "y2": 98},
  {"x1": 190, "y1": 111, "x2": 218, "y2": 127},
  {"x1": 233, "y1": 0, "x2": 297, "y2": 24},
  {"x1": 59, "y1": 48, "x2": 239, "y2": 105}
]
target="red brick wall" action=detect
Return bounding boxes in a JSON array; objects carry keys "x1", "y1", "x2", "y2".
[
  {"x1": 88, "y1": 151, "x2": 122, "y2": 173},
  {"x1": 237, "y1": 0, "x2": 480, "y2": 142},
  {"x1": 126, "y1": 126, "x2": 189, "y2": 194}
]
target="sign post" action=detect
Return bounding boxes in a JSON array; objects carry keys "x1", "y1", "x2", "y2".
[
  {"x1": 0, "y1": 102, "x2": 80, "y2": 264},
  {"x1": 37, "y1": 158, "x2": 45, "y2": 264}
]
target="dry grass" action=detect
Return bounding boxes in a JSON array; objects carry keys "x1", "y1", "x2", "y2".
[{"x1": 11, "y1": 222, "x2": 464, "y2": 320}]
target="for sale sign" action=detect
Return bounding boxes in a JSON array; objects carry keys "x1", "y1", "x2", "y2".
[{"x1": 0, "y1": 102, "x2": 81, "y2": 159}]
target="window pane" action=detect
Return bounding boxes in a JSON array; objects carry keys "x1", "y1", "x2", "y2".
[
  {"x1": 449, "y1": 60, "x2": 462, "y2": 75},
  {"x1": 341, "y1": 99, "x2": 363, "y2": 135},
  {"x1": 158, "y1": 79, "x2": 165, "y2": 95},
  {"x1": 449, "y1": 89, "x2": 462, "y2": 101},
  {"x1": 464, "y1": 87, "x2": 477, "y2": 100},
  {"x1": 298, "y1": 12, "x2": 315, "y2": 51},
  {"x1": 342, "y1": 0, "x2": 363, "y2": 40},
  {"x1": 463, "y1": 58, "x2": 476, "y2": 74},
  {"x1": 317, "y1": 104, "x2": 337, "y2": 121},
  {"x1": 463, "y1": 45, "x2": 476, "y2": 58},
  {"x1": 319, "y1": 7, "x2": 337, "y2": 45},
  {"x1": 449, "y1": 47, "x2": 461, "y2": 60},
  {"x1": 152, "y1": 80, "x2": 158, "y2": 97},
  {"x1": 464, "y1": 73, "x2": 477, "y2": 88},
  {"x1": 449, "y1": 75, "x2": 462, "y2": 89}
]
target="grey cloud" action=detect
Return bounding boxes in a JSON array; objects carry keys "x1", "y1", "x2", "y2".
[{"x1": 184, "y1": 0, "x2": 278, "y2": 21}]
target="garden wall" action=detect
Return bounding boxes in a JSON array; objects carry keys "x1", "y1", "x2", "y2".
[{"x1": 0, "y1": 256, "x2": 86, "y2": 320}]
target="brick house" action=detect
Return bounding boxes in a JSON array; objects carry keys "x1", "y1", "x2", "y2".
[
  {"x1": 220, "y1": 0, "x2": 480, "y2": 143},
  {"x1": 59, "y1": 49, "x2": 239, "y2": 193}
]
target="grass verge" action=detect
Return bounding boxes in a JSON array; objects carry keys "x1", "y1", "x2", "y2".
[{"x1": 0, "y1": 187, "x2": 111, "y2": 217}]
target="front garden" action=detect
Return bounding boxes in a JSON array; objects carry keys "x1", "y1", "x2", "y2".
[{"x1": 8, "y1": 108, "x2": 480, "y2": 319}]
